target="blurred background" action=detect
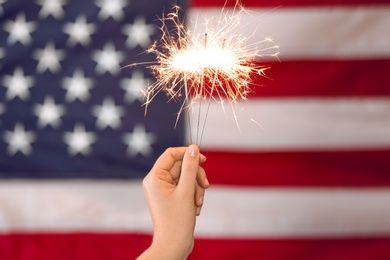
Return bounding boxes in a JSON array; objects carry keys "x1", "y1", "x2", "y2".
[{"x1": 1, "y1": 0, "x2": 390, "y2": 259}]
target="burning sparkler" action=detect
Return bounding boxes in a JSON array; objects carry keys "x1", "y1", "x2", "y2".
[{"x1": 135, "y1": 2, "x2": 278, "y2": 145}]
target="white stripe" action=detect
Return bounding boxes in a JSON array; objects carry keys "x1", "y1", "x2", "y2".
[
  {"x1": 196, "y1": 186, "x2": 390, "y2": 238},
  {"x1": 186, "y1": 97, "x2": 390, "y2": 151},
  {"x1": 1, "y1": 181, "x2": 390, "y2": 237},
  {"x1": 188, "y1": 6, "x2": 390, "y2": 59},
  {"x1": 0, "y1": 180, "x2": 151, "y2": 232}
]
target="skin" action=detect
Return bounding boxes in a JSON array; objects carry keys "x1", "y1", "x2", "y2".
[{"x1": 138, "y1": 144, "x2": 209, "y2": 260}]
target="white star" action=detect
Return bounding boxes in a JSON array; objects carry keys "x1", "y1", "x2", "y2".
[
  {"x1": 63, "y1": 124, "x2": 97, "y2": 156},
  {"x1": 4, "y1": 122, "x2": 36, "y2": 156},
  {"x1": 122, "y1": 124, "x2": 157, "y2": 157},
  {"x1": 63, "y1": 15, "x2": 97, "y2": 47},
  {"x1": 33, "y1": 42, "x2": 65, "y2": 74},
  {"x1": 2, "y1": 67, "x2": 35, "y2": 101},
  {"x1": 120, "y1": 69, "x2": 149, "y2": 104},
  {"x1": 3, "y1": 13, "x2": 37, "y2": 46},
  {"x1": 33, "y1": 96, "x2": 66, "y2": 129},
  {"x1": 36, "y1": 0, "x2": 67, "y2": 20},
  {"x1": 62, "y1": 68, "x2": 94, "y2": 102},
  {"x1": 92, "y1": 97, "x2": 125, "y2": 130},
  {"x1": 92, "y1": 43, "x2": 125, "y2": 75},
  {"x1": 122, "y1": 16, "x2": 156, "y2": 49},
  {"x1": 95, "y1": 0, "x2": 129, "y2": 21}
]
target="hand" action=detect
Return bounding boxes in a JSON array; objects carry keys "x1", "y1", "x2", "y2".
[{"x1": 138, "y1": 144, "x2": 209, "y2": 260}]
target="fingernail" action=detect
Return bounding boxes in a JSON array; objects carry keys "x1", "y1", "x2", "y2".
[
  {"x1": 188, "y1": 145, "x2": 198, "y2": 157},
  {"x1": 205, "y1": 177, "x2": 209, "y2": 187}
]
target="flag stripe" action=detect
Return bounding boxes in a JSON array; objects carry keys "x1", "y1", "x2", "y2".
[
  {"x1": 188, "y1": 6, "x2": 390, "y2": 59},
  {"x1": 252, "y1": 60, "x2": 390, "y2": 98},
  {"x1": 0, "y1": 181, "x2": 151, "y2": 232},
  {"x1": 190, "y1": 237, "x2": 390, "y2": 260},
  {"x1": 202, "y1": 150, "x2": 390, "y2": 187},
  {"x1": 2, "y1": 233, "x2": 390, "y2": 260},
  {"x1": 187, "y1": 98, "x2": 390, "y2": 150},
  {"x1": 1, "y1": 181, "x2": 390, "y2": 238},
  {"x1": 192, "y1": 0, "x2": 390, "y2": 8},
  {"x1": 197, "y1": 187, "x2": 390, "y2": 238},
  {"x1": 0, "y1": 233, "x2": 151, "y2": 260}
]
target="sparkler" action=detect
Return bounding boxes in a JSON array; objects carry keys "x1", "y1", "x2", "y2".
[{"x1": 137, "y1": 2, "x2": 278, "y2": 145}]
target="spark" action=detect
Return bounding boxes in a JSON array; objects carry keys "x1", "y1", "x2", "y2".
[{"x1": 129, "y1": 2, "x2": 279, "y2": 144}]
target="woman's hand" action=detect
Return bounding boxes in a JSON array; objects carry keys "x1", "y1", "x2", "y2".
[{"x1": 138, "y1": 144, "x2": 209, "y2": 260}]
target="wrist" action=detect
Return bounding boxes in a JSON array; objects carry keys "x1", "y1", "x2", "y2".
[
  {"x1": 152, "y1": 235, "x2": 192, "y2": 259},
  {"x1": 138, "y1": 239, "x2": 191, "y2": 260}
]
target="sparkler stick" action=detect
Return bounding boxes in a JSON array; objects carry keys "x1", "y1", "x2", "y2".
[{"x1": 134, "y1": 2, "x2": 279, "y2": 145}]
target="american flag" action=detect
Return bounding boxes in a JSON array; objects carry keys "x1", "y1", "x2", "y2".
[
  {"x1": 1, "y1": 0, "x2": 390, "y2": 259},
  {"x1": 0, "y1": 0, "x2": 186, "y2": 178}
]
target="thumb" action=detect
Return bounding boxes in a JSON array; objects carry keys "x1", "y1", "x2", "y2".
[{"x1": 177, "y1": 144, "x2": 200, "y2": 196}]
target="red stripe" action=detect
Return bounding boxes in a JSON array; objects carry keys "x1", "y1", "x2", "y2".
[
  {"x1": 0, "y1": 233, "x2": 152, "y2": 260},
  {"x1": 191, "y1": 0, "x2": 390, "y2": 7},
  {"x1": 2, "y1": 233, "x2": 390, "y2": 260},
  {"x1": 251, "y1": 60, "x2": 390, "y2": 98},
  {"x1": 190, "y1": 237, "x2": 390, "y2": 260},
  {"x1": 202, "y1": 149, "x2": 390, "y2": 187}
]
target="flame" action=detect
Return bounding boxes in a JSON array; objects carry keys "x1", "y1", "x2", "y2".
[{"x1": 130, "y1": 2, "x2": 279, "y2": 144}]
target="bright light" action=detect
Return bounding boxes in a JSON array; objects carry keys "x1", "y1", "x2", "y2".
[{"x1": 127, "y1": 2, "x2": 279, "y2": 144}]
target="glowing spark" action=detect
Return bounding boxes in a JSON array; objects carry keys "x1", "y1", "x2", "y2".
[{"x1": 129, "y1": 2, "x2": 279, "y2": 144}]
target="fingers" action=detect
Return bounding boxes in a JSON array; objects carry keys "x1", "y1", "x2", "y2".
[
  {"x1": 195, "y1": 166, "x2": 209, "y2": 215},
  {"x1": 176, "y1": 144, "x2": 200, "y2": 196},
  {"x1": 152, "y1": 147, "x2": 188, "y2": 172},
  {"x1": 146, "y1": 145, "x2": 209, "y2": 217},
  {"x1": 153, "y1": 146, "x2": 206, "y2": 173},
  {"x1": 150, "y1": 144, "x2": 209, "y2": 199},
  {"x1": 195, "y1": 182, "x2": 205, "y2": 216},
  {"x1": 199, "y1": 153, "x2": 207, "y2": 164},
  {"x1": 196, "y1": 166, "x2": 209, "y2": 189}
]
